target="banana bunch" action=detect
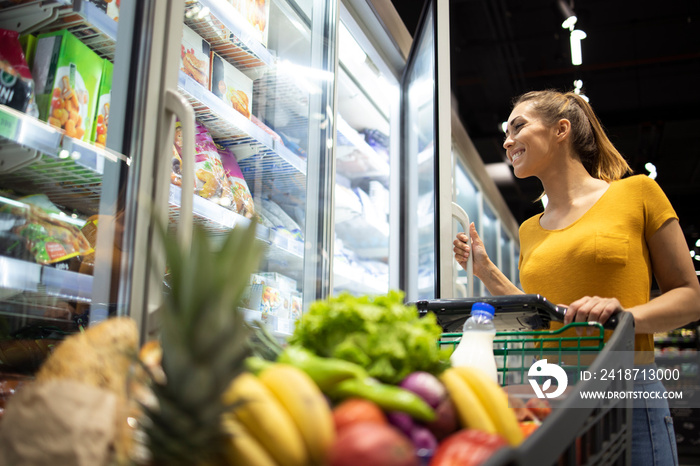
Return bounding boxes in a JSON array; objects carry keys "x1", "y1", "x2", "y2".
[
  {"x1": 439, "y1": 366, "x2": 524, "y2": 446},
  {"x1": 222, "y1": 363, "x2": 335, "y2": 466}
]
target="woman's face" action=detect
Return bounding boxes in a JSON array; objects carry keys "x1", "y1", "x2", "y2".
[{"x1": 503, "y1": 102, "x2": 559, "y2": 179}]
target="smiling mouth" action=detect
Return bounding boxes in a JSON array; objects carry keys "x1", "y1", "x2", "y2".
[{"x1": 510, "y1": 149, "x2": 524, "y2": 163}]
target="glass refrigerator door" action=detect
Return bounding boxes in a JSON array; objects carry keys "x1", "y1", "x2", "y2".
[
  {"x1": 168, "y1": 0, "x2": 337, "y2": 336},
  {"x1": 401, "y1": 0, "x2": 452, "y2": 301},
  {"x1": 0, "y1": 1, "x2": 151, "y2": 375},
  {"x1": 333, "y1": 14, "x2": 399, "y2": 297}
]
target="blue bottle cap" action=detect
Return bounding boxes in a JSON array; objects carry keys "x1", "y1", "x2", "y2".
[{"x1": 471, "y1": 302, "x2": 495, "y2": 317}]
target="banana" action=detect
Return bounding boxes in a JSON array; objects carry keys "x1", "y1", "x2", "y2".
[
  {"x1": 439, "y1": 367, "x2": 497, "y2": 434},
  {"x1": 221, "y1": 417, "x2": 279, "y2": 466},
  {"x1": 453, "y1": 366, "x2": 524, "y2": 446},
  {"x1": 223, "y1": 372, "x2": 308, "y2": 466},
  {"x1": 258, "y1": 363, "x2": 336, "y2": 466}
]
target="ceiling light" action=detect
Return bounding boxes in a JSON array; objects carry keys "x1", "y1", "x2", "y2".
[
  {"x1": 569, "y1": 29, "x2": 587, "y2": 65},
  {"x1": 645, "y1": 162, "x2": 657, "y2": 180},
  {"x1": 501, "y1": 121, "x2": 508, "y2": 133},
  {"x1": 558, "y1": 0, "x2": 577, "y2": 30}
]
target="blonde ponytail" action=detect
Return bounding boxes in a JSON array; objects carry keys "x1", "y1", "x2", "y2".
[{"x1": 513, "y1": 90, "x2": 632, "y2": 181}]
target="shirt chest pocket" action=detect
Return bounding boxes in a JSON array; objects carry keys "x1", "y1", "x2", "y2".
[{"x1": 595, "y1": 232, "x2": 629, "y2": 265}]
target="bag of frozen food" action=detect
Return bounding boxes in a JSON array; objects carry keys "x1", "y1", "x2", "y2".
[
  {"x1": 173, "y1": 121, "x2": 233, "y2": 207},
  {"x1": 216, "y1": 143, "x2": 255, "y2": 218},
  {"x1": 0, "y1": 29, "x2": 38, "y2": 116},
  {"x1": 1, "y1": 195, "x2": 93, "y2": 265}
]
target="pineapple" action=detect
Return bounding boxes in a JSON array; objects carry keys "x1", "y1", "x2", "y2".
[{"x1": 141, "y1": 219, "x2": 266, "y2": 466}]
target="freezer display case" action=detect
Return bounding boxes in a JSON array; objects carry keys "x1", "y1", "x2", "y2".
[
  {"x1": 0, "y1": 0, "x2": 339, "y2": 382},
  {"x1": 164, "y1": 0, "x2": 337, "y2": 336},
  {"x1": 0, "y1": 0, "x2": 135, "y2": 378},
  {"x1": 401, "y1": 0, "x2": 453, "y2": 301},
  {"x1": 332, "y1": 14, "x2": 398, "y2": 297}
]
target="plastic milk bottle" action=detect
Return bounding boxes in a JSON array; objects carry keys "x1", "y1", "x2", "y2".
[{"x1": 449, "y1": 302, "x2": 498, "y2": 383}]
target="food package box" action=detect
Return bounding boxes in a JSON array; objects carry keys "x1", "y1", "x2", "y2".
[
  {"x1": 290, "y1": 292, "x2": 302, "y2": 320},
  {"x1": 227, "y1": 0, "x2": 270, "y2": 47},
  {"x1": 91, "y1": 59, "x2": 112, "y2": 147},
  {"x1": 85, "y1": 0, "x2": 119, "y2": 22},
  {"x1": 180, "y1": 25, "x2": 210, "y2": 88},
  {"x1": 210, "y1": 53, "x2": 252, "y2": 119},
  {"x1": 217, "y1": 144, "x2": 255, "y2": 217},
  {"x1": 32, "y1": 30, "x2": 103, "y2": 142},
  {"x1": 18, "y1": 34, "x2": 37, "y2": 71},
  {"x1": 256, "y1": 272, "x2": 297, "y2": 292}
]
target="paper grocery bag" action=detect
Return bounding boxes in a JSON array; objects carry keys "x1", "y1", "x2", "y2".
[{"x1": 0, "y1": 380, "x2": 116, "y2": 466}]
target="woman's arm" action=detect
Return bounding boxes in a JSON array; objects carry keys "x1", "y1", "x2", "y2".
[
  {"x1": 453, "y1": 222, "x2": 522, "y2": 296},
  {"x1": 630, "y1": 218, "x2": 700, "y2": 333},
  {"x1": 563, "y1": 219, "x2": 700, "y2": 333}
]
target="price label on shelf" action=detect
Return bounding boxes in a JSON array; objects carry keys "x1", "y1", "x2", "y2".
[{"x1": 0, "y1": 111, "x2": 18, "y2": 140}]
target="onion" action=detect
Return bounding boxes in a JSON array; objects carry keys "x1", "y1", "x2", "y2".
[
  {"x1": 386, "y1": 411, "x2": 415, "y2": 436},
  {"x1": 409, "y1": 425, "x2": 438, "y2": 454},
  {"x1": 399, "y1": 371, "x2": 446, "y2": 408}
]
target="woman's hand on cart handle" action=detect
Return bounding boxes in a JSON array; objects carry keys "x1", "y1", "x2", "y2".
[{"x1": 560, "y1": 296, "x2": 624, "y2": 330}]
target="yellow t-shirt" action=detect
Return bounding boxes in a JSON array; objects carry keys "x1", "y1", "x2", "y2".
[{"x1": 518, "y1": 175, "x2": 677, "y2": 362}]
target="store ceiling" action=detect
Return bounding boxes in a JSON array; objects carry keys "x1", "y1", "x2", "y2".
[{"x1": 391, "y1": 0, "x2": 700, "y2": 265}]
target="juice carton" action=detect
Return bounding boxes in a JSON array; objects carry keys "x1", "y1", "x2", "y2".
[
  {"x1": 91, "y1": 59, "x2": 113, "y2": 147},
  {"x1": 210, "y1": 52, "x2": 253, "y2": 119},
  {"x1": 32, "y1": 30, "x2": 103, "y2": 142}
]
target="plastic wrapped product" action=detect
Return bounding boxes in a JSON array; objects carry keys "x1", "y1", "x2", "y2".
[{"x1": 217, "y1": 144, "x2": 255, "y2": 218}]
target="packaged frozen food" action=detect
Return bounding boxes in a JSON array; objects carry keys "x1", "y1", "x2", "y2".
[
  {"x1": 0, "y1": 194, "x2": 93, "y2": 265},
  {"x1": 173, "y1": 121, "x2": 234, "y2": 206},
  {"x1": 210, "y1": 52, "x2": 253, "y2": 119},
  {"x1": 91, "y1": 59, "x2": 112, "y2": 147},
  {"x1": 217, "y1": 144, "x2": 255, "y2": 217},
  {"x1": 18, "y1": 34, "x2": 37, "y2": 70},
  {"x1": 86, "y1": 0, "x2": 120, "y2": 22},
  {"x1": 180, "y1": 25, "x2": 210, "y2": 88},
  {"x1": 170, "y1": 144, "x2": 183, "y2": 187},
  {"x1": 32, "y1": 30, "x2": 103, "y2": 142},
  {"x1": 0, "y1": 29, "x2": 38, "y2": 116},
  {"x1": 227, "y1": 0, "x2": 270, "y2": 46}
]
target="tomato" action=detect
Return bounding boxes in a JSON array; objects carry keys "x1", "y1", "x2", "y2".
[
  {"x1": 328, "y1": 422, "x2": 418, "y2": 466},
  {"x1": 430, "y1": 429, "x2": 507, "y2": 466},
  {"x1": 525, "y1": 398, "x2": 552, "y2": 421},
  {"x1": 332, "y1": 398, "x2": 387, "y2": 432}
]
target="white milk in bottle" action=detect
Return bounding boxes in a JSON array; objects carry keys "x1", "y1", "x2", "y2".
[{"x1": 449, "y1": 302, "x2": 498, "y2": 383}]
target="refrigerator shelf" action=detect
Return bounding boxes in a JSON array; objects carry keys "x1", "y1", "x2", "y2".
[
  {"x1": 0, "y1": 0, "x2": 118, "y2": 60},
  {"x1": 0, "y1": 256, "x2": 92, "y2": 304},
  {"x1": 177, "y1": 72, "x2": 307, "y2": 199},
  {"x1": 185, "y1": 0, "x2": 274, "y2": 71},
  {"x1": 0, "y1": 105, "x2": 128, "y2": 214},
  {"x1": 168, "y1": 184, "x2": 304, "y2": 263}
]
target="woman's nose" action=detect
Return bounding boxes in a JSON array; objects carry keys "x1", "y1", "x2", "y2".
[{"x1": 503, "y1": 135, "x2": 513, "y2": 150}]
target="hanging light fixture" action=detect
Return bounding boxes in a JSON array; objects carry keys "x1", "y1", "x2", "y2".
[{"x1": 558, "y1": 0, "x2": 577, "y2": 30}]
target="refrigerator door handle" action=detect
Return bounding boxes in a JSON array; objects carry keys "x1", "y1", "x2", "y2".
[
  {"x1": 164, "y1": 89, "x2": 195, "y2": 251},
  {"x1": 452, "y1": 202, "x2": 473, "y2": 297}
]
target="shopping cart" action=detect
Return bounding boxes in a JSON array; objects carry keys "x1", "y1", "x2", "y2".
[{"x1": 414, "y1": 295, "x2": 636, "y2": 466}]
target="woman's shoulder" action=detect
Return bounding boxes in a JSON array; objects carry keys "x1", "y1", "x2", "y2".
[{"x1": 614, "y1": 174, "x2": 657, "y2": 189}]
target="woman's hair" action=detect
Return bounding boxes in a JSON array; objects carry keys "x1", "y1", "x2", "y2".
[{"x1": 513, "y1": 90, "x2": 632, "y2": 181}]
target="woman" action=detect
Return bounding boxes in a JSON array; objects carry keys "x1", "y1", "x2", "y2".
[{"x1": 453, "y1": 90, "x2": 700, "y2": 466}]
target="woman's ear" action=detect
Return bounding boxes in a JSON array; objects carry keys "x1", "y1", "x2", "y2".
[{"x1": 556, "y1": 118, "x2": 571, "y2": 141}]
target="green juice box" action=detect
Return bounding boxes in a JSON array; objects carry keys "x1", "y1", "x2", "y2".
[
  {"x1": 31, "y1": 30, "x2": 103, "y2": 142},
  {"x1": 91, "y1": 59, "x2": 113, "y2": 147}
]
